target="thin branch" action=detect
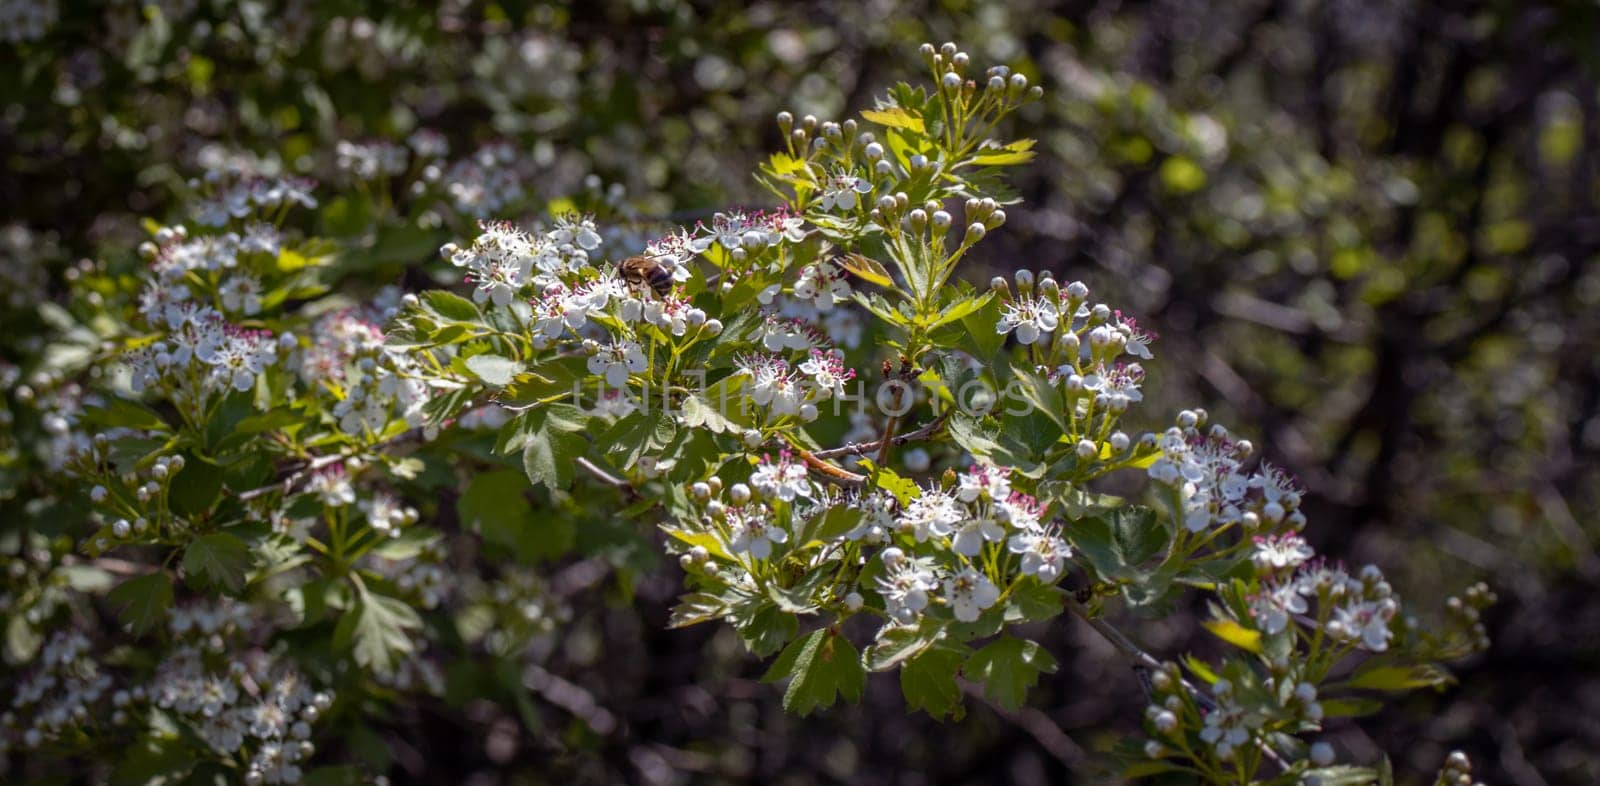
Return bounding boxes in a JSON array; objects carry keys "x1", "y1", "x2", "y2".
[
  {"x1": 961, "y1": 683, "x2": 1089, "y2": 768},
  {"x1": 575, "y1": 457, "x2": 629, "y2": 490},
  {"x1": 798, "y1": 449, "x2": 868, "y2": 486},
  {"x1": 807, "y1": 410, "x2": 952, "y2": 460},
  {"x1": 237, "y1": 451, "x2": 351, "y2": 502}
]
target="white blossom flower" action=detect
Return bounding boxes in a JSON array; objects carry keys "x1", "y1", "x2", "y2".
[
  {"x1": 737, "y1": 353, "x2": 806, "y2": 416},
  {"x1": 898, "y1": 487, "x2": 965, "y2": 542},
  {"x1": 996, "y1": 296, "x2": 1059, "y2": 345},
  {"x1": 950, "y1": 515, "x2": 1006, "y2": 557},
  {"x1": 751, "y1": 314, "x2": 819, "y2": 352},
  {"x1": 207, "y1": 330, "x2": 275, "y2": 392},
  {"x1": 359, "y1": 494, "x2": 411, "y2": 537},
  {"x1": 1007, "y1": 525, "x2": 1071, "y2": 582},
  {"x1": 877, "y1": 553, "x2": 940, "y2": 624},
  {"x1": 727, "y1": 504, "x2": 787, "y2": 559},
  {"x1": 588, "y1": 339, "x2": 647, "y2": 388},
  {"x1": 816, "y1": 170, "x2": 874, "y2": 211},
  {"x1": 306, "y1": 466, "x2": 356, "y2": 507},
  {"x1": 750, "y1": 452, "x2": 812, "y2": 502},
  {"x1": 220, "y1": 275, "x2": 263, "y2": 316},
  {"x1": 956, "y1": 464, "x2": 1012, "y2": 503},
  {"x1": 943, "y1": 567, "x2": 1001, "y2": 622},
  {"x1": 1251, "y1": 533, "x2": 1313, "y2": 571},
  {"x1": 793, "y1": 261, "x2": 852, "y2": 311},
  {"x1": 1198, "y1": 696, "x2": 1256, "y2": 756},
  {"x1": 1113, "y1": 310, "x2": 1157, "y2": 359},
  {"x1": 1248, "y1": 580, "x2": 1307, "y2": 635},
  {"x1": 797, "y1": 349, "x2": 854, "y2": 399}
]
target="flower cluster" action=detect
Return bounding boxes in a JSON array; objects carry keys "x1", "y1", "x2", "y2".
[
  {"x1": 1248, "y1": 561, "x2": 1400, "y2": 652},
  {"x1": 1148, "y1": 417, "x2": 1305, "y2": 533}
]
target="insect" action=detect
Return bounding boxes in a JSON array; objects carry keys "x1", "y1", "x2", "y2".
[{"x1": 618, "y1": 253, "x2": 675, "y2": 298}]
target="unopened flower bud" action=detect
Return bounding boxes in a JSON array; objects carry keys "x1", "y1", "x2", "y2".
[
  {"x1": 931, "y1": 210, "x2": 951, "y2": 228},
  {"x1": 729, "y1": 483, "x2": 752, "y2": 505},
  {"x1": 1076, "y1": 439, "x2": 1097, "y2": 459},
  {"x1": 1153, "y1": 710, "x2": 1178, "y2": 733},
  {"x1": 690, "y1": 482, "x2": 711, "y2": 500},
  {"x1": 1295, "y1": 682, "x2": 1317, "y2": 703},
  {"x1": 1310, "y1": 741, "x2": 1335, "y2": 766},
  {"x1": 844, "y1": 592, "x2": 864, "y2": 611}
]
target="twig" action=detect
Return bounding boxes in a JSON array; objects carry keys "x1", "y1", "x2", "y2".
[
  {"x1": 961, "y1": 684, "x2": 1089, "y2": 768},
  {"x1": 237, "y1": 451, "x2": 350, "y2": 502},
  {"x1": 575, "y1": 457, "x2": 629, "y2": 489},
  {"x1": 807, "y1": 410, "x2": 952, "y2": 460}
]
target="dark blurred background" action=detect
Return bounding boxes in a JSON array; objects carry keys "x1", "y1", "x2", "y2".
[{"x1": 3, "y1": 1, "x2": 1598, "y2": 783}]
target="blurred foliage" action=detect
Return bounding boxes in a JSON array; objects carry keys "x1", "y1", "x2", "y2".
[{"x1": 1, "y1": 0, "x2": 1596, "y2": 784}]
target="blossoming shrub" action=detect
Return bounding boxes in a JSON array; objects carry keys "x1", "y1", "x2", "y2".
[{"x1": 2, "y1": 41, "x2": 1494, "y2": 785}]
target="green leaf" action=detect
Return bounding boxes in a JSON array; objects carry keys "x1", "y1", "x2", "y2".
[
  {"x1": 959, "y1": 292, "x2": 1006, "y2": 361},
  {"x1": 1009, "y1": 365, "x2": 1069, "y2": 433},
  {"x1": 168, "y1": 454, "x2": 225, "y2": 517},
  {"x1": 1203, "y1": 619, "x2": 1263, "y2": 654},
  {"x1": 900, "y1": 644, "x2": 967, "y2": 719},
  {"x1": 967, "y1": 138, "x2": 1038, "y2": 167},
  {"x1": 668, "y1": 592, "x2": 730, "y2": 628},
  {"x1": 861, "y1": 107, "x2": 925, "y2": 133},
  {"x1": 464, "y1": 353, "x2": 523, "y2": 387},
  {"x1": 518, "y1": 407, "x2": 589, "y2": 491},
  {"x1": 337, "y1": 589, "x2": 422, "y2": 674},
  {"x1": 1345, "y1": 661, "x2": 1454, "y2": 692},
  {"x1": 963, "y1": 635, "x2": 1057, "y2": 710},
  {"x1": 419, "y1": 290, "x2": 482, "y2": 323},
  {"x1": 1065, "y1": 506, "x2": 1168, "y2": 584},
  {"x1": 83, "y1": 398, "x2": 170, "y2": 432},
  {"x1": 764, "y1": 629, "x2": 865, "y2": 716},
  {"x1": 865, "y1": 617, "x2": 948, "y2": 671},
  {"x1": 1006, "y1": 580, "x2": 1066, "y2": 623},
  {"x1": 106, "y1": 573, "x2": 174, "y2": 635},
  {"x1": 838, "y1": 252, "x2": 895, "y2": 288},
  {"x1": 730, "y1": 600, "x2": 798, "y2": 657},
  {"x1": 800, "y1": 505, "x2": 864, "y2": 546},
  {"x1": 182, "y1": 532, "x2": 253, "y2": 593}
]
